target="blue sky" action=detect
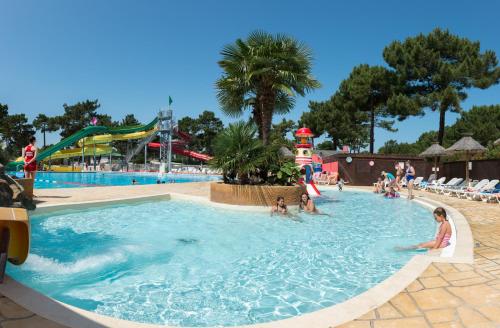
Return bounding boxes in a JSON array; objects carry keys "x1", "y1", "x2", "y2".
[{"x1": 1, "y1": 0, "x2": 499, "y2": 150}]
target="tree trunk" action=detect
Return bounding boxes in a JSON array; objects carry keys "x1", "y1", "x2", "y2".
[
  {"x1": 438, "y1": 107, "x2": 446, "y2": 145},
  {"x1": 369, "y1": 108, "x2": 375, "y2": 154},
  {"x1": 261, "y1": 108, "x2": 272, "y2": 145},
  {"x1": 332, "y1": 138, "x2": 338, "y2": 150},
  {"x1": 252, "y1": 106, "x2": 263, "y2": 139},
  {"x1": 43, "y1": 130, "x2": 46, "y2": 148},
  {"x1": 258, "y1": 87, "x2": 276, "y2": 145}
]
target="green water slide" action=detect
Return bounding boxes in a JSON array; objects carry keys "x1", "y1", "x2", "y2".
[{"x1": 5, "y1": 117, "x2": 158, "y2": 171}]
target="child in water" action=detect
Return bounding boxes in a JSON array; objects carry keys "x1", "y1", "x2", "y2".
[
  {"x1": 338, "y1": 178, "x2": 344, "y2": 191},
  {"x1": 271, "y1": 196, "x2": 288, "y2": 216},
  {"x1": 299, "y1": 193, "x2": 331, "y2": 216},
  {"x1": 299, "y1": 193, "x2": 318, "y2": 213},
  {"x1": 398, "y1": 207, "x2": 452, "y2": 250},
  {"x1": 384, "y1": 186, "x2": 400, "y2": 198}
]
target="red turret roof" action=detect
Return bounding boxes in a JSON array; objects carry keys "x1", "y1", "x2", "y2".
[{"x1": 295, "y1": 127, "x2": 314, "y2": 137}]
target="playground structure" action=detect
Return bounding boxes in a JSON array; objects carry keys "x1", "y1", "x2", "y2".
[
  {"x1": 6, "y1": 110, "x2": 211, "y2": 173},
  {"x1": 295, "y1": 127, "x2": 321, "y2": 196}
]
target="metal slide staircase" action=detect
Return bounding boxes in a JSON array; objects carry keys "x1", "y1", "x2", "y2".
[{"x1": 125, "y1": 130, "x2": 159, "y2": 164}]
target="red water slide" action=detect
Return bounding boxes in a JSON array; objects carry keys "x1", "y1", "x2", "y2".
[{"x1": 148, "y1": 142, "x2": 212, "y2": 162}]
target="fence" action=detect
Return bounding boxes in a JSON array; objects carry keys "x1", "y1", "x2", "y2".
[{"x1": 322, "y1": 154, "x2": 500, "y2": 186}]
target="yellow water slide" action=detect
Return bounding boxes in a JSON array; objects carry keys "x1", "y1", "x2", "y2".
[
  {"x1": 14, "y1": 145, "x2": 116, "y2": 162},
  {"x1": 77, "y1": 128, "x2": 158, "y2": 147},
  {"x1": 0, "y1": 207, "x2": 30, "y2": 265}
]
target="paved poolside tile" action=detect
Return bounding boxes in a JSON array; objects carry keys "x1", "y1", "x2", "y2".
[
  {"x1": 476, "y1": 306, "x2": 500, "y2": 322},
  {"x1": 448, "y1": 277, "x2": 490, "y2": 287},
  {"x1": 389, "y1": 293, "x2": 421, "y2": 316},
  {"x1": 357, "y1": 310, "x2": 376, "y2": 320},
  {"x1": 431, "y1": 322, "x2": 464, "y2": 328},
  {"x1": 435, "y1": 263, "x2": 460, "y2": 274},
  {"x1": 442, "y1": 271, "x2": 482, "y2": 282},
  {"x1": 447, "y1": 285, "x2": 500, "y2": 307},
  {"x1": 373, "y1": 317, "x2": 430, "y2": 328},
  {"x1": 336, "y1": 321, "x2": 371, "y2": 328},
  {"x1": 420, "y1": 276, "x2": 450, "y2": 288},
  {"x1": 424, "y1": 308, "x2": 456, "y2": 323},
  {"x1": 453, "y1": 264, "x2": 475, "y2": 272},
  {"x1": 412, "y1": 288, "x2": 462, "y2": 310},
  {"x1": 376, "y1": 303, "x2": 402, "y2": 319},
  {"x1": 456, "y1": 306, "x2": 492, "y2": 327},
  {"x1": 406, "y1": 279, "x2": 425, "y2": 292},
  {"x1": 421, "y1": 264, "x2": 441, "y2": 277}
]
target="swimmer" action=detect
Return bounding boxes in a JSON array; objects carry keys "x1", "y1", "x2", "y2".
[
  {"x1": 384, "y1": 186, "x2": 400, "y2": 198},
  {"x1": 338, "y1": 178, "x2": 344, "y2": 191},
  {"x1": 271, "y1": 196, "x2": 288, "y2": 216},
  {"x1": 299, "y1": 193, "x2": 331, "y2": 216},
  {"x1": 132, "y1": 179, "x2": 139, "y2": 185},
  {"x1": 396, "y1": 207, "x2": 451, "y2": 251}
]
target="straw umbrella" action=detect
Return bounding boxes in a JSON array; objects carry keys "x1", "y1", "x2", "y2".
[
  {"x1": 419, "y1": 142, "x2": 447, "y2": 178},
  {"x1": 446, "y1": 133, "x2": 486, "y2": 184}
]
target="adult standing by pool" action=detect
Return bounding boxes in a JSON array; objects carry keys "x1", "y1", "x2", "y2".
[
  {"x1": 22, "y1": 136, "x2": 38, "y2": 180},
  {"x1": 405, "y1": 160, "x2": 416, "y2": 200}
]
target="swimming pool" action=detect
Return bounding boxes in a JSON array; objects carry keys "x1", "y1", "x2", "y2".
[
  {"x1": 27, "y1": 172, "x2": 220, "y2": 188},
  {"x1": 8, "y1": 190, "x2": 436, "y2": 326}
]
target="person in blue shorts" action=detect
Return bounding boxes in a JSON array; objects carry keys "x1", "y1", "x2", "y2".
[{"x1": 405, "y1": 160, "x2": 416, "y2": 200}]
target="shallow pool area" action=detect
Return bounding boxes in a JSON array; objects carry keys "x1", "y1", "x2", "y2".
[
  {"x1": 27, "y1": 172, "x2": 220, "y2": 188},
  {"x1": 8, "y1": 190, "x2": 437, "y2": 327}
]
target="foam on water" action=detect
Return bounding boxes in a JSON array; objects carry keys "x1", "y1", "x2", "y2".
[
  {"x1": 8, "y1": 190, "x2": 437, "y2": 326},
  {"x1": 23, "y1": 252, "x2": 127, "y2": 275}
]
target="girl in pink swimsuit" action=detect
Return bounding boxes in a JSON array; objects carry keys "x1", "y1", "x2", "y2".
[{"x1": 416, "y1": 207, "x2": 452, "y2": 249}]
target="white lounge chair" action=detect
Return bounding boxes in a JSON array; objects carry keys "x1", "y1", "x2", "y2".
[
  {"x1": 436, "y1": 178, "x2": 463, "y2": 194},
  {"x1": 425, "y1": 177, "x2": 447, "y2": 192},
  {"x1": 452, "y1": 179, "x2": 489, "y2": 198},
  {"x1": 412, "y1": 176, "x2": 424, "y2": 188},
  {"x1": 418, "y1": 174, "x2": 436, "y2": 190},
  {"x1": 429, "y1": 178, "x2": 457, "y2": 193},
  {"x1": 443, "y1": 179, "x2": 470, "y2": 195},
  {"x1": 468, "y1": 179, "x2": 499, "y2": 201}
]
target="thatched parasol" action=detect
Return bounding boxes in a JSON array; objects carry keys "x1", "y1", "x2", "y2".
[
  {"x1": 420, "y1": 142, "x2": 447, "y2": 178},
  {"x1": 446, "y1": 133, "x2": 486, "y2": 183}
]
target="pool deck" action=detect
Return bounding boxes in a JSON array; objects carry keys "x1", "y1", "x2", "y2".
[{"x1": 0, "y1": 183, "x2": 498, "y2": 328}]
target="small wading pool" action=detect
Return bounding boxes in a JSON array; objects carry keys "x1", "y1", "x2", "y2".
[
  {"x1": 8, "y1": 190, "x2": 437, "y2": 326},
  {"x1": 15, "y1": 172, "x2": 220, "y2": 189}
]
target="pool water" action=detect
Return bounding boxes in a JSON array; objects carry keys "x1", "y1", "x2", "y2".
[
  {"x1": 27, "y1": 172, "x2": 220, "y2": 188},
  {"x1": 8, "y1": 190, "x2": 436, "y2": 326}
]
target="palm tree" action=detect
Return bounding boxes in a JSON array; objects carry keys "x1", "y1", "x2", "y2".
[
  {"x1": 210, "y1": 121, "x2": 270, "y2": 184},
  {"x1": 33, "y1": 114, "x2": 59, "y2": 148},
  {"x1": 216, "y1": 31, "x2": 320, "y2": 145}
]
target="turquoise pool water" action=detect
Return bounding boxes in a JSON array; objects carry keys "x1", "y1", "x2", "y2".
[
  {"x1": 8, "y1": 190, "x2": 436, "y2": 326},
  {"x1": 24, "y1": 172, "x2": 220, "y2": 188}
]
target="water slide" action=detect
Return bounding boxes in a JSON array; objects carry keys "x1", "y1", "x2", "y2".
[
  {"x1": 147, "y1": 142, "x2": 212, "y2": 162},
  {"x1": 5, "y1": 118, "x2": 158, "y2": 171},
  {"x1": 38, "y1": 145, "x2": 116, "y2": 161},
  {"x1": 306, "y1": 181, "x2": 321, "y2": 196},
  {"x1": 77, "y1": 128, "x2": 157, "y2": 147},
  {"x1": 0, "y1": 207, "x2": 30, "y2": 283}
]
